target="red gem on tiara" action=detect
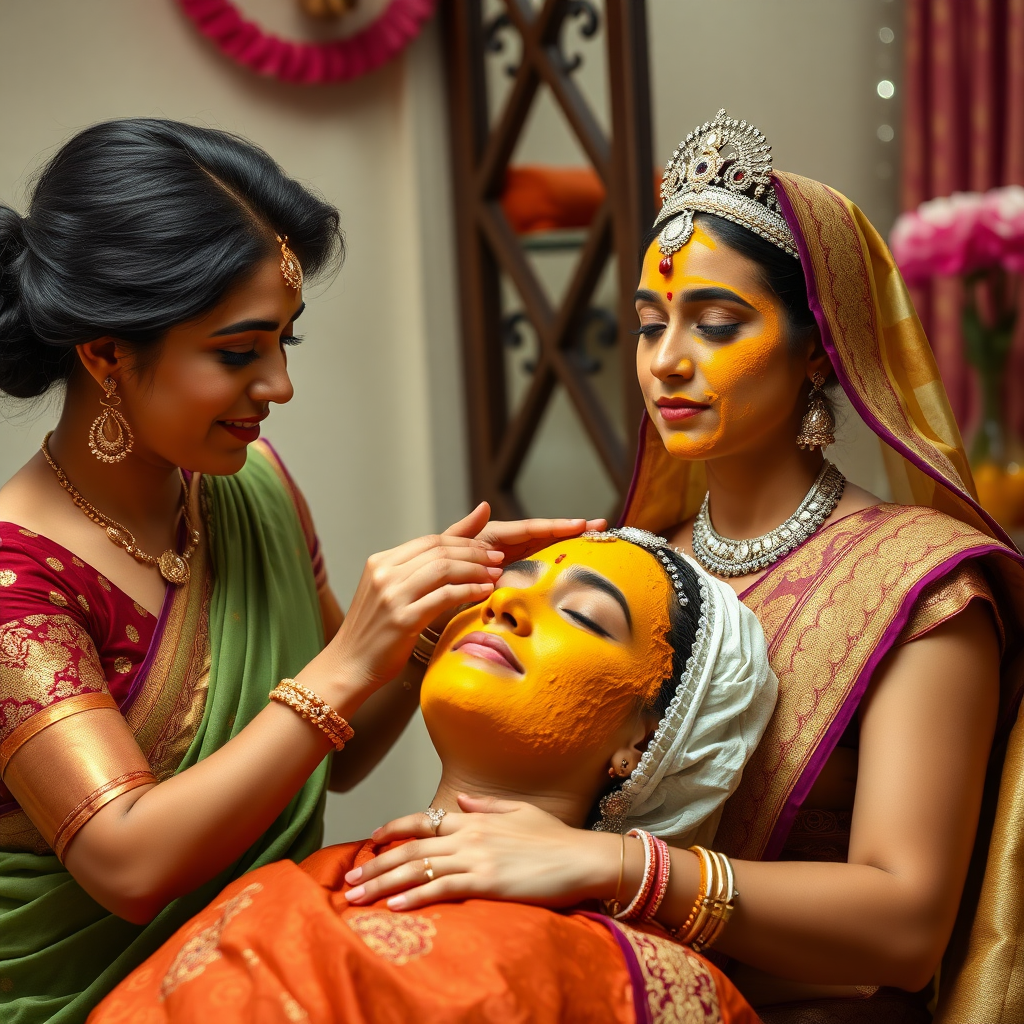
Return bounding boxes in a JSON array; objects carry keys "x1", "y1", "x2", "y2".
[{"x1": 659, "y1": 256, "x2": 673, "y2": 277}]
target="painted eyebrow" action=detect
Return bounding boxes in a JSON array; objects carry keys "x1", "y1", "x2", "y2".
[
  {"x1": 634, "y1": 288, "x2": 662, "y2": 304},
  {"x1": 680, "y1": 286, "x2": 755, "y2": 310},
  {"x1": 561, "y1": 565, "x2": 632, "y2": 634},
  {"x1": 500, "y1": 559, "x2": 542, "y2": 578},
  {"x1": 210, "y1": 301, "x2": 306, "y2": 338}
]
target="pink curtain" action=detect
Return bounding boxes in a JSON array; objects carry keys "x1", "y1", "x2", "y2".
[{"x1": 901, "y1": 0, "x2": 1024, "y2": 440}]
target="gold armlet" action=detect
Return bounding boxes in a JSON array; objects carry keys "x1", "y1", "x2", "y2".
[
  {"x1": 2, "y1": 694, "x2": 157, "y2": 861},
  {"x1": 269, "y1": 679, "x2": 354, "y2": 751}
]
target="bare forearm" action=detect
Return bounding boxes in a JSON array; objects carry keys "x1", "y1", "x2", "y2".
[
  {"x1": 576, "y1": 833, "x2": 946, "y2": 989},
  {"x1": 66, "y1": 652, "x2": 362, "y2": 921},
  {"x1": 330, "y1": 661, "x2": 424, "y2": 791}
]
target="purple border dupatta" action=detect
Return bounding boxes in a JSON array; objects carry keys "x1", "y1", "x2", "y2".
[{"x1": 620, "y1": 170, "x2": 1024, "y2": 1023}]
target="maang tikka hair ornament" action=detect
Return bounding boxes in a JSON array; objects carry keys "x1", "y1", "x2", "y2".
[
  {"x1": 276, "y1": 234, "x2": 303, "y2": 290},
  {"x1": 654, "y1": 108, "x2": 799, "y2": 277},
  {"x1": 88, "y1": 375, "x2": 134, "y2": 463}
]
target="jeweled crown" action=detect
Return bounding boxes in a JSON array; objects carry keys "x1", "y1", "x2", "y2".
[{"x1": 654, "y1": 109, "x2": 798, "y2": 259}]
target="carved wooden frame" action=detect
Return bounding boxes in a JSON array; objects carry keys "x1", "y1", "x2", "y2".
[{"x1": 442, "y1": 0, "x2": 654, "y2": 518}]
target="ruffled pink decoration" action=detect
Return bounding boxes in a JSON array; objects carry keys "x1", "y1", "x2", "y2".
[
  {"x1": 177, "y1": 0, "x2": 436, "y2": 85},
  {"x1": 890, "y1": 186, "x2": 1024, "y2": 283}
]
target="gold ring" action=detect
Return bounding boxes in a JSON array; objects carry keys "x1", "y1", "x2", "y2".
[{"x1": 423, "y1": 858, "x2": 434, "y2": 882}]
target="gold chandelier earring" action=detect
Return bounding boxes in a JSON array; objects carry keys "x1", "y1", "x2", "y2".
[
  {"x1": 88, "y1": 376, "x2": 134, "y2": 463},
  {"x1": 796, "y1": 371, "x2": 836, "y2": 451}
]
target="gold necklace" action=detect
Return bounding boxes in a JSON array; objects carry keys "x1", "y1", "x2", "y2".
[{"x1": 40, "y1": 432, "x2": 199, "y2": 586}]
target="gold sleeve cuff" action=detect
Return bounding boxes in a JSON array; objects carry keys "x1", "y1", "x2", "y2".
[
  {"x1": 2, "y1": 694, "x2": 156, "y2": 861},
  {"x1": 0, "y1": 691, "x2": 118, "y2": 774}
]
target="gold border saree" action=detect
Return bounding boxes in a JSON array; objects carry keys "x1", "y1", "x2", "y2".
[
  {"x1": 0, "y1": 445, "x2": 329, "y2": 1024},
  {"x1": 621, "y1": 172, "x2": 1024, "y2": 1023}
]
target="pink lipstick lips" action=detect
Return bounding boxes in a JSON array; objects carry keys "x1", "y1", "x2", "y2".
[
  {"x1": 656, "y1": 396, "x2": 711, "y2": 421},
  {"x1": 452, "y1": 631, "x2": 524, "y2": 673}
]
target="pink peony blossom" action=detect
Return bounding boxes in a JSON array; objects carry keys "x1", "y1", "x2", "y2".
[
  {"x1": 889, "y1": 192, "x2": 985, "y2": 282},
  {"x1": 976, "y1": 185, "x2": 1024, "y2": 273},
  {"x1": 890, "y1": 185, "x2": 1024, "y2": 281}
]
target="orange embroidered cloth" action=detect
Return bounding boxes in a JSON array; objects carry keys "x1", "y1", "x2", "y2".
[{"x1": 88, "y1": 839, "x2": 761, "y2": 1024}]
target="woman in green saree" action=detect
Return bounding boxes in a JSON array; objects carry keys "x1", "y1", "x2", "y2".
[{"x1": 0, "y1": 119, "x2": 599, "y2": 1023}]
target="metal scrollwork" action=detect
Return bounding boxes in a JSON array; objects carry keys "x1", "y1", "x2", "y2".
[
  {"x1": 558, "y1": 0, "x2": 599, "y2": 74},
  {"x1": 483, "y1": 12, "x2": 520, "y2": 78}
]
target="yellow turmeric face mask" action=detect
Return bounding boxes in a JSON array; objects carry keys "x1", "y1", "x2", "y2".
[
  {"x1": 634, "y1": 225, "x2": 806, "y2": 462},
  {"x1": 421, "y1": 537, "x2": 674, "y2": 785}
]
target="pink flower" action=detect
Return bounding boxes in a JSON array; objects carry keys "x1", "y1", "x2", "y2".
[
  {"x1": 976, "y1": 185, "x2": 1024, "y2": 273},
  {"x1": 890, "y1": 185, "x2": 1024, "y2": 280},
  {"x1": 889, "y1": 192, "x2": 985, "y2": 282}
]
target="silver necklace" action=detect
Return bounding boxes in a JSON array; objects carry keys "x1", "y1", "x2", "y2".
[{"x1": 692, "y1": 461, "x2": 846, "y2": 578}]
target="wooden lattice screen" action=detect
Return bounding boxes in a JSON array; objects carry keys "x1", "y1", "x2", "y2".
[{"x1": 442, "y1": 0, "x2": 655, "y2": 519}]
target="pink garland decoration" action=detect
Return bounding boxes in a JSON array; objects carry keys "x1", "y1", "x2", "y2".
[{"x1": 177, "y1": 0, "x2": 437, "y2": 85}]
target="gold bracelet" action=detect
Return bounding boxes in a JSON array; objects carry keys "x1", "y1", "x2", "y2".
[
  {"x1": 673, "y1": 846, "x2": 709, "y2": 943},
  {"x1": 269, "y1": 679, "x2": 354, "y2": 751}
]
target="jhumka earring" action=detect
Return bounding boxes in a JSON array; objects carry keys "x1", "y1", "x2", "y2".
[
  {"x1": 796, "y1": 371, "x2": 836, "y2": 451},
  {"x1": 88, "y1": 376, "x2": 134, "y2": 463}
]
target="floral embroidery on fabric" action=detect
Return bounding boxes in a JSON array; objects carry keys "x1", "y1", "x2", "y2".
[
  {"x1": 623, "y1": 929, "x2": 720, "y2": 1024},
  {"x1": 0, "y1": 614, "x2": 108, "y2": 744},
  {"x1": 159, "y1": 883, "x2": 263, "y2": 999},
  {"x1": 345, "y1": 911, "x2": 436, "y2": 965}
]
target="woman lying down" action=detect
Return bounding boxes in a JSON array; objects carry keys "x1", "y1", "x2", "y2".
[{"x1": 89, "y1": 528, "x2": 778, "y2": 1024}]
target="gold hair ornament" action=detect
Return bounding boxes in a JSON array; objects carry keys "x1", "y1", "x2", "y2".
[
  {"x1": 88, "y1": 376, "x2": 134, "y2": 464},
  {"x1": 276, "y1": 235, "x2": 303, "y2": 290},
  {"x1": 654, "y1": 109, "x2": 799, "y2": 267},
  {"x1": 40, "y1": 432, "x2": 198, "y2": 585}
]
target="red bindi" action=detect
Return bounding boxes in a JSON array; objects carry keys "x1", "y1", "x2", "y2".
[
  {"x1": 666, "y1": 291, "x2": 673, "y2": 301},
  {"x1": 658, "y1": 255, "x2": 673, "y2": 277},
  {"x1": 554, "y1": 553, "x2": 566, "y2": 564}
]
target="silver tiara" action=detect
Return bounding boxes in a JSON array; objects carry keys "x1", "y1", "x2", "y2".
[{"x1": 654, "y1": 109, "x2": 799, "y2": 259}]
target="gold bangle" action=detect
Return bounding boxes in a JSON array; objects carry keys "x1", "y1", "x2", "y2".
[
  {"x1": 604, "y1": 832, "x2": 626, "y2": 916},
  {"x1": 674, "y1": 846, "x2": 709, "y2": 943},
  {"x1": 410, "y1": 632, "x2": 436, "y2": 666},
  {"x1": 269, "y1": 679, "x2": 354, "y2": 751},
  {"x1": 693, "y1": 850, "x2": 737, "y2": 952}
]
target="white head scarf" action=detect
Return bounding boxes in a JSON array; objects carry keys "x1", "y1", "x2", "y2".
[{"x1": 592, "y1": 528, "x2": 778, "y2": 847}]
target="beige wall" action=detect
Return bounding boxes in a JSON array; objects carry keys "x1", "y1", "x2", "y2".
[{"x1": 0, "y1": 0, "x2": 901, "y2": 842}]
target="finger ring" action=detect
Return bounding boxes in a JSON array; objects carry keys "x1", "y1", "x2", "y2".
[
  {"x1": 424, "y1": 807, "x2": 446, "y2": 834},
  {"x1": 423, "y1": 858, "x2": 434, "y2": 882}
]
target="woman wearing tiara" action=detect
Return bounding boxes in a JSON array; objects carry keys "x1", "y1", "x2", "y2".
[
  {"x1": 89, "y1": 530, "x2": 776, "y2": 1024},
  {"x1": 350, "y1": 111, "x2": 1024, "y2": 1022},
  {"x1": 0, "y1": 119, "x2": 600, "y2": 1023}
]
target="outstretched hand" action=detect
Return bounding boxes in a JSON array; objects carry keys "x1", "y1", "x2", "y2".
[
  {"x1": 445, "y1": 502, "x2": 606, "y2": 566},
  {"x1": 341, "y1": 795, "x2": 619, "y2": 911}
]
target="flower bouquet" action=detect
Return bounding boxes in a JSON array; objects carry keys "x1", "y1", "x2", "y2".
[{"x1": 890, "y1": 186, "x2": 1024, "y2": 527}]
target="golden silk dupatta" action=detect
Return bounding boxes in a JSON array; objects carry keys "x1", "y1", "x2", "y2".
[{"x1": 621, "y1": 172, "x2": 1024, "y2": 1023}]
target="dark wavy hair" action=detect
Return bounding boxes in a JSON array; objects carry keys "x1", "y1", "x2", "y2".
[{"x1": 0, "y1": 118, "x2": 344, "y2": 399}]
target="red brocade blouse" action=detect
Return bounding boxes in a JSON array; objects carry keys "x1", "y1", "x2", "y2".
[{"x1": 0, "y1": 442, "x2": 328, "y2": 859}]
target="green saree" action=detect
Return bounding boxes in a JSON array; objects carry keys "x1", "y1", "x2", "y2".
[{"x1": 0, "y1": 445, "x2": 329, "y2": 1023}]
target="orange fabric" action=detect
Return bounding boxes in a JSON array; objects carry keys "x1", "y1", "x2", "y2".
[
  {"x1": 501, "y1": 165, "x2": 606, "y2": 234},
  {"x1": 89, "y1": 839, "x2": 761, "y2": 1024}
]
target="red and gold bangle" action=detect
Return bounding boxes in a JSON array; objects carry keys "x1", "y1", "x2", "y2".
[
  {"x1": 640, "y1": 834, "x2": 672, "y2": 924},
  {"x1": 616, "y1": 829, "x2": 657, "y2": 922},
  {"x1": 269, "y1": 679, "x2": 354, "y2": 751}
]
